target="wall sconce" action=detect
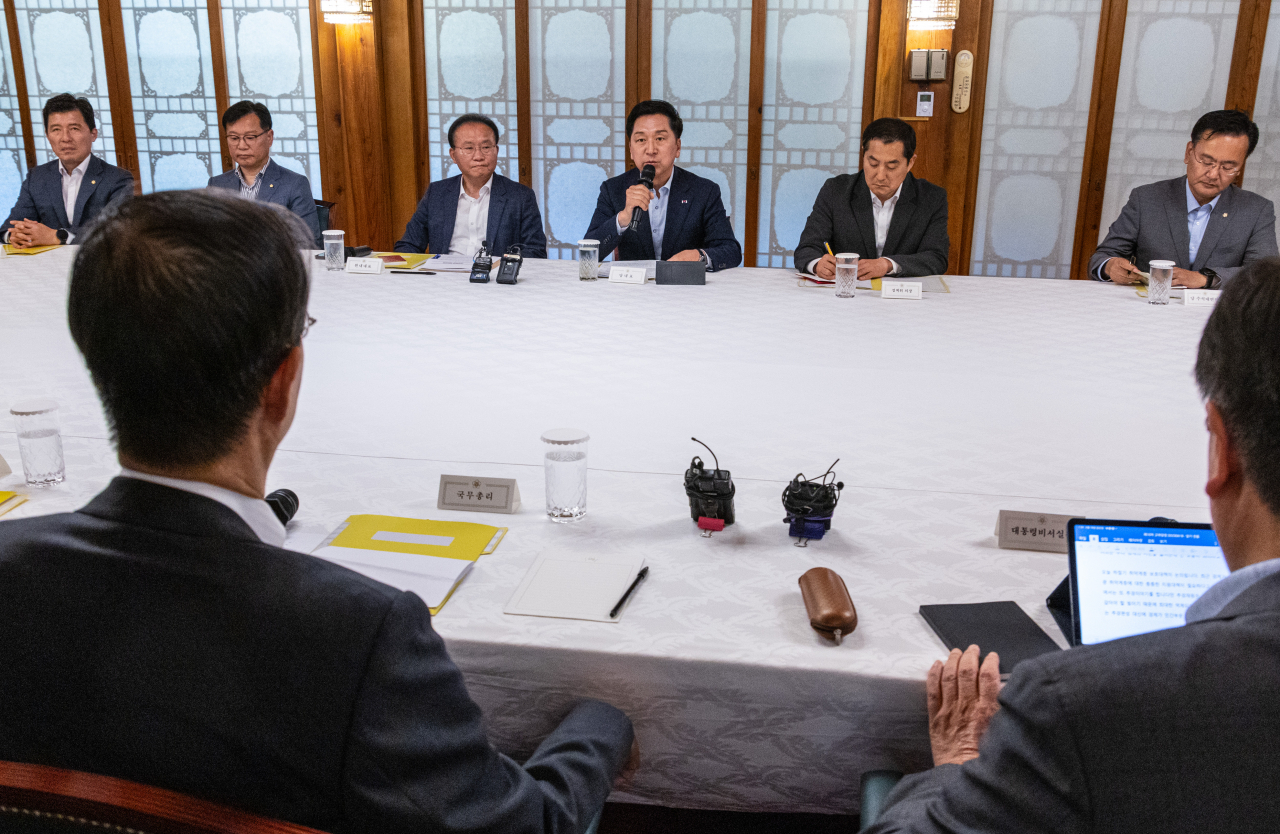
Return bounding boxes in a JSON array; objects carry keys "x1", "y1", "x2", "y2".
[
  {"x1": 322, "y1": 0, "x2": 372, "y2": 24},
  {"x1": 907, "y1": 0, "x2": 958, "y2": 30}
]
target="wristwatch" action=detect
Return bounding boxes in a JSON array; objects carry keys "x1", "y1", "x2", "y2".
[
  {"x1": 1200, "y1": 268, "x2": 1219, "y2": 289},
  {"x1": 55, "y1": 228, "x2": 69, "y2": 244}
]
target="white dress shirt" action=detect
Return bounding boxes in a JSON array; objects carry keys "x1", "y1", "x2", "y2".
[
  {"x1": 804, "y1": 182, "x2": 901, "y2": 275},
  {"x1": 449, "y1": 175, "x2": 493, "y2": 259},
  {"x1": 60, "y1": 155, "x2": 91, "y2": 243},
  {"x1": 119, "y1": 468, "x2": 287, "y2": 548}
]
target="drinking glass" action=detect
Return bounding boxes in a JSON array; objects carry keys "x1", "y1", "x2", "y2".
[
  {"x1": 1148, "y1": 259, "x2": 1174, "y2": 305},
  {"x1": 578, "y1": 239, "x2": 599, "y2": 281},
  {"x1": 10, "y1": 398, "x2": 64, "y2": 486},
  {"x1": 322, "y1": 230, "x2": 345, "y2": 271},
  {"x1": 835, "y1": 253, "x2": 859, "y2": 298},
  {"x1": 542, "y1": 428, "x2": 589, "y2": 523}
]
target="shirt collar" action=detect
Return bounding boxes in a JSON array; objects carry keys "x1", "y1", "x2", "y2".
[
  {"x1": 1185, "y1": 557, "x2": 1280, "y2": 623},
  {"x1": 234, "y1": 157, "x2": 271, "y2": 181},
  {"x1": 60, "y1": 155, "x2": 91, "y2": 179},
  {"x1": 871, "y1": 182, "x2": 904, "y2": 209},
  {"x1": 461, "y1": 175, "x2": 494, "y2": 200},
  {"x1": 118, "y1": 468, "x2": 286, "y2": 548},
  {"x1": 1185, "y1": 179, "x2": 1221, "y2": 214}
]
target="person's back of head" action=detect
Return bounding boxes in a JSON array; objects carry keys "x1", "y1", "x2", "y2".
[{"x1": 68, "y1": 190, "x2": 311, "y2": 470}]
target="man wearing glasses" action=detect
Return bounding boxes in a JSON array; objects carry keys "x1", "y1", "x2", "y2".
[
  {"x1": 208, "y1": 100, "x2": 321, "y2": 248},
  {"x1": 1090, "y1": 110, "x2": 1277, "y2": 288},
  {"x1": 394, "y1": 114, "x2": 547, "y2": 258}
]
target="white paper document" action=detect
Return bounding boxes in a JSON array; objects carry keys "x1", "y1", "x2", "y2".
[
  {"x1": 504, "y1": 554, "x2": 647, "y2": 622},
  {"x1": 313, "y1": 525, "x2": 474, "y2": 608},
  {"x1": 427, "y1": 254, "x2": 488, "y2": 273}
]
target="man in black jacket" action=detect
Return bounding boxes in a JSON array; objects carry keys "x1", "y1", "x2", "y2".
[
  {"x1": 794, "y1": 118, "x2": 948, "y2": 278},
  {"x1": 0, "y1": 190, "x2": 634, "y2": 834}
]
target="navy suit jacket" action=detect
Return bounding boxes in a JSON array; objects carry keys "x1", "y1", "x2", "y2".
[
  {"x1": 0, "y1": 477, "x2": 633, "y2": 834},
  {"x1": 585, "y1": 166, "x2": 742, "y2": 271},
  {"x1": 394, "y1": 174, "x2": 547, "y2": 258},
  {"x1": 208, "y1": 159, "x2": 321, "y2": 248},
  {"x1": 5, "y1": 155, "x2": 133, "y2": 240}
]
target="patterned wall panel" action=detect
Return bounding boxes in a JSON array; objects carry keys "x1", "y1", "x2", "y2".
[{"x1": 1243, "y1": 2, "x2": 1280, "y2": 206}]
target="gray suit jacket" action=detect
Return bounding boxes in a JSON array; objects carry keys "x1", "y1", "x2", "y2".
[
  {"x1": 5, "y1": 155, "x2": 133, "y2": 239},
  {"x1": 867, "y1": 569, "x2": 1280, "y2": 833},
  {"x1": 208, "y1": 158, "x2": 321, "y2": 247},
  {"x1": 1088, "y1": 176, "x2": 1278, "y2": 284}
]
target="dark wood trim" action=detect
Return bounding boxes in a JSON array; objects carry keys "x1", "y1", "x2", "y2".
[
  {"x1": 98, "y1": 0, "x2": 140, "y2": 186},
  {"x1": 955, "y1": 0, "x2": 995, "y2": 273},
  {"x1": 515, "y1": 0, "x2": 532, "y2": 187},
  {"x1": 1226, "y1": 0, "x2": 1271, "y2": 116},
  {"x1": 1069, "y1": 0, "x2": 1129, "y2": 279},
  {"x1": 625, "y1": 0, "x2": 637, "y2": 117},
  {"x1": 310, "y1": 0, "x2": 347, "y2": 229},
  {"x1": 376, "y1": 0, "x2": 425, "y2": 237},
  {"x1": 408, "y1": 0, "x2": 428, "y2": 193},
  {"x1": 636, "y1": 0, "x2": 651, "y2": 103},
  {"x1": 872, "y1": 0, "x2": 905, "y2": 120},
  {"x1": 862, "y1": 0, "x2": 882, "y2": 135},
  {"x1": 3, "y1": 0, "x2": 35, "y2": 169},
  {"x1": 743, "y1": 0, "x2": 767, "y2": 267},
  {"x1": 206, "y1": 0, "x2": 233, "y2": 174}
]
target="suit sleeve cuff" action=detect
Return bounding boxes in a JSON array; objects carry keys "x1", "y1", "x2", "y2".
[
  {"x1": 1096, "y1": 258, "x2": 1113, "y2": 281},
  {"x1": 615, "y1": 217, "x2": 626, "y2": 236},
  {"x1": 886, "y1": 257, "x2": 900, "y2": 276},
  {"x1": 806, "y1": 259, "x2": 821, "y2": 275}
]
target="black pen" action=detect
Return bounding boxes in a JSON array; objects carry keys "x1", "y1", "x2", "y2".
[{"x1": 610, "y1": 566, "x2": 649, "y2": 619}]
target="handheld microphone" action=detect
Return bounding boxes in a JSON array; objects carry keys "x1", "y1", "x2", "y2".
[
  {"x1": 628, "y1": 164, "x2": 656, "y2": 232},
  {"x1": 266, "y1": 488, "x2": 299, "y2": 525}
]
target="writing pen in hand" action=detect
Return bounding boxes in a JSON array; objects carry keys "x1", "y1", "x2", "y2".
[{"x1": 610, "y1": 566, "x2": 650, "y2": 619}]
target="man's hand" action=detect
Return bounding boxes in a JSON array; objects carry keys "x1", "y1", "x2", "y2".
[
  {"x1": 615, "y1": 185, "x2": 655, "y2": 229},
  {"x1": 927, "y1": 645, "x2": 1002, "y2": 766},
  {"x1": 813, "y1": 253, "x2": 837, "y2": 280},
  {"x1": 1104, "y1": 257, "x2": 1143, "y2": 284},
  {"x1": 858, "y1": 257, "x2": 893, "y2": 280},
  {"x1": 614, "y1": 737, "x2": 640, "y2": 790},
  {"x1": 1173, "y1": 267, "x2": 1208, "y2": 288},
  {"x1": 7, "y1": 219, "x2": 59, "y2": 249},
  {"x1": 668, "y1": 249, "x2": 702, "y2": 262}
]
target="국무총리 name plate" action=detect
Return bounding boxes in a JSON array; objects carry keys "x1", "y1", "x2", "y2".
[
  {"x1": 996, "y1": 510, "x2": 1075, "y2": 553},
  {"x1": 881, "y1": 280, "x2": 923, "y2": 299},
  {"x1": 438, "y1": 475, "x2": 521, "y2": 514}
]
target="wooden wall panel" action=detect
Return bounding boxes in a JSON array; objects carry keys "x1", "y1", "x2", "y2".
[
  {"x1": 206, "y1": 0, "x2": 232, "y2": 174},
  {"x1": 515, "y1": 1, "x2": 532, "y2": 187},
  {"x1": 743, "y1": 0, "x2": 767, "y2": 267},
  {"x1": 1226, "y1": 0, "x2": 1272, "y2": 116},
  {"x1": 98, "y1": 0, "x2": 140, "y2": 188},
  {"x1": 3, "y1": 0, "x2": 35, "y2": 169},
  {"x1": 376, "y1": 0, "x2": 428, "y2": 234}
]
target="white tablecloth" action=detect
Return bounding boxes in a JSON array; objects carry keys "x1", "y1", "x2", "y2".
[{"x1": 0, "y1": 249, "x2": 1215, "y2": 814}]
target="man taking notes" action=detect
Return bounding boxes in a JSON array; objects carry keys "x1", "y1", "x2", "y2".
[
  {"x1": 207, "y1": 100, "x2": 320, "y2": 247},
  {"x1": 1090, "y1": 110, "x2": 1277, "y2": 288},
  {"x1": 395, "y1": 114, "x2": 547, "y2": 258},
  {"x1": 794, "y1": 118, "x2": 948, "y2": 280},
  {"x1": 584, "y1": 100, "x2": 742, "y2": 271},
  {"x1": 5, "y1": 94, "x2": 133, "y2": 248}
]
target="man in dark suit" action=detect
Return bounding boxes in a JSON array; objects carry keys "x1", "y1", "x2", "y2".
[
  {"x1": 207, "y1": 100, "x2": 320, "y2": 248},
  {"x1": 584, "y1": 100, "x2": 742, "y2": 271},
  {"x1": 866, "y1": 258, "x2": 1280, "y2": 833},
  {"x1": 4, "y1": 94, "x2": 133, "y2": 248},
  {"x1": 794, "y1": 118, "x2": 948, "y2": 279},
  {"x1": 0, "y1": 190, "x2": 634, "y2": 834},
  {"x1": 1090, "y1": 110, "x2": 1277, "y2": 288},
  {"x1": 395, "y1": 113, "x2": 547, "y2": 258}
]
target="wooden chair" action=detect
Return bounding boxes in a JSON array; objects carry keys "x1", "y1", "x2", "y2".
[{"x1": 0, "y1": 760, "x2": 325, "y2": 834}]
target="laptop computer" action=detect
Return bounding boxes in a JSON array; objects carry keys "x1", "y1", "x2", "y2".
[{"x1": 1068, "y1": 518, "x2": 1229, "y2": 646}]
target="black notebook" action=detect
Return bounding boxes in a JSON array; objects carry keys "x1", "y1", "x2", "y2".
[{"x1": 919, "y1": 601, "x2": 1062, "y2": 674}]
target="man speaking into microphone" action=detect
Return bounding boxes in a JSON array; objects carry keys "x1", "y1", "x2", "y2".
[{"x1": 585, "y1": 100, "x2": 741, "y2": 271}]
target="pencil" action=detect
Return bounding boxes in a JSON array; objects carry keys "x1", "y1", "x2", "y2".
[{"x1": 825, "y1": 242, "x2": 834, "y2": 257}]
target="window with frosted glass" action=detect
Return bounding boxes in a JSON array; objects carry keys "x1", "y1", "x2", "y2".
[
  {"x1": 1098, "y1": 0, "x2": 1239, "y2": 246},
  {"x1": 756, "y1": 0, "x2": 869, "y2": 269},
  {"x1": 423, "y1": 0, "x2": 518, "y2": 185},
  {"x1": 0, "y1": 0, "x2": 26, "y2": 213},
  {"x1": 969, "y1": 1, "x2": 1101, "y2": 278},
  {"x1": 12, "y1": 0, "x2": 116, "y2": 166},
  {"x1": 223, "y1": 0, "x2": 322, "y2": 195},
  {"x1": 120, "y1": 0, "x2": 219, "y2": 192},
  {"x1": 651, "y1": 0, "x2": 752, "y2": 248},
  {"x1": 1243, "y1": 3, "x2": 1280, "y2": 205},
  {"x1": 529, "y1": 0, "x2": 628, "y2": 259}
]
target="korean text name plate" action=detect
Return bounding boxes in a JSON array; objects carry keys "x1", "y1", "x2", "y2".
[
  {"x1": 996, "y1": 510, "x2": 1074, "y2": 553},
  {"x1": 881, "y1": 280, "x2": 923, "y2": 299},
  {"x1": 609, "y1": 266, "x2": 647, "y2": 285},
  {"x1": 1184, "y1": 289, "x2": 1220, "y2": 307},
  {"x1": 345, "y1": 257, "x2": 384, "y2": 274},
  {"x1": 438, "y1": 475, "x2": 522, "y2": 514}
]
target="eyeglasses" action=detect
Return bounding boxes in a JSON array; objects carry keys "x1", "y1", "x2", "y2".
[
  {"x1": 301, "y1": 315, "x2": 316, "y2": 339},
  {"x1": 1191, "y1": 151, "x2": 1241, "y2": 177},
  {"x1": 227, "y1": 132, "x2": 266, "y2": 146},
  {"x1": 454, "y1": 143, "x2": 497, "y2": 157}
]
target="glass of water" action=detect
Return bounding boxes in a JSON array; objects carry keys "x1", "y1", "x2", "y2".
[
  {"x1": 577, "y1": 239, "x2": 599, "y2": 281},
  {"x1": 1148, "y1": 259, "x2": 1174, "y2": 305},
  {"x1": 322, "y1": 230, "x2": 345, "y2": 271},
  {"x1": 10, "y1": 398, "x2": 64, "y2": 486},
  {"x1": 542, "y1": 428, "x2": 589, "y2": 523},
  {"x1": 835, "y1": 253, "x2": 859, "y2": 298}
]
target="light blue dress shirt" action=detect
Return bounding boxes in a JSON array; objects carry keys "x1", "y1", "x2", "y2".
[
  {"x1": 1186, "y1": 180, "x2": 1221, "y2": 265},
  {"x1": 1185, "y1": 557, "x2": 1280, "y2": 623},
  {"x1": 615, "y1": 168, "x2": 674, "y2": 257}
]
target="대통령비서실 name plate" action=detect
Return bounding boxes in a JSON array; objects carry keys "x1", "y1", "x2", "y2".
[
  {"x1": 438, "y1": 475, "x2": 522, "y2": 514},
  {"x1": 996, "y1": 510, "x2": 1075, "y2": 553},
  {"x1": 881, "y1": 280, "x2": 923, "y2": 299}
]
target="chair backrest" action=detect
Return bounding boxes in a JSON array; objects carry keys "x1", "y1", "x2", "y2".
[
  {"x1": 0, "y1": 760, "x2": 326, "y2": 834},
  {"x1": 314, "y1": 200, "x2": 335, "y2": 235}
]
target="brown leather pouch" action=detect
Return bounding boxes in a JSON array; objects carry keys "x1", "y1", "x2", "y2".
[{"x1": 799, "y1": 567, "x2": 857, "y2": 645}]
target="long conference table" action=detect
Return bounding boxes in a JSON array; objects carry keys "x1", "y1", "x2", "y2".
[{"x1": 0, "y1": 249, "x2": 1215, "y2": 815}]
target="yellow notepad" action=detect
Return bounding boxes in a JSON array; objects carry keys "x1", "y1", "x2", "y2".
[
  {"x1": 3, "y1": 244, "x2": 61, "y2": 256},
  {"x1": 312, "y1": 514, "x2": 506, "y2": 614},
  {"x1": 0, "y1": 492, "x2": 28, "y2": 518}
]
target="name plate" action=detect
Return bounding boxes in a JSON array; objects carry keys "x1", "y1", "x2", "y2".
[
  {"x1": 995, "y1": 510, "x2": 1074, "y2": 553},
  {"x1": 1184, "y1": 289, "x2": 1220, "y2": 307},
  {"x1": 438, "y1": 475, "x2": 522, "y2": 514},
  {"x1": 609, "y1": 266, "x2": 647, "y2": 285},
  {"x1": 881, "y1": 280, "x2": 923, "y2": 299},
  {"x1": 345, "y1": 257, "x2": 384, "y2": 274}
]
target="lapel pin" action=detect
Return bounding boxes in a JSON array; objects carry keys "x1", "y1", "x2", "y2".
[
  {"x1": 682, "y1": 199, "x2": 688, "y2": 204},
  {"x1": 91, "y1": 180, "x2": 96, "y2": 184},
  {"x1": 269, "y1": 183, "x2": 274, "y2": 188},
  {"x1": 1223, "y1": 212, "x2": 1228, "y2": 217}
]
